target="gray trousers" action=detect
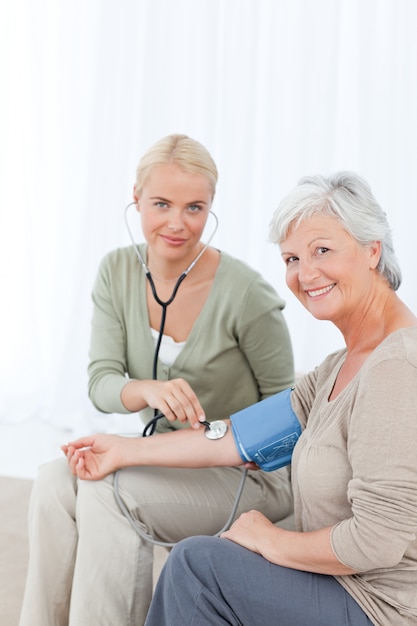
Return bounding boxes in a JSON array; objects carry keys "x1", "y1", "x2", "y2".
[
  {"x1": 145, "y1": 536, "x2": 374, "y2": 626},
  {"x1": 19, "y1": 457, "x2": 292, "y2": 626}
]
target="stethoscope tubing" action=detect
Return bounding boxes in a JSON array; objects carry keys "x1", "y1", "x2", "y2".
[
  {"x1": 113, "y1": 201, "x2": 248, "y2": 547},
  {"x1": 124, "y1": 201, "x2": 218, "y2": 380},
  {"x1": 123, "y1": 200, "x2": 219, "y2": 286},
  {"x1": 113, "y1": 465, "x2": 248, "y2": 548}
]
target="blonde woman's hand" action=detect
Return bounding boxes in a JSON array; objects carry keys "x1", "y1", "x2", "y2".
[{"x1": 123, "y1": 378, "x2": 206, "y2": 429}]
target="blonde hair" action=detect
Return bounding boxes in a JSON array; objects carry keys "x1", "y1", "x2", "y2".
[{"x1": 135, "y1": 134, "x2": 218, "y2": 197}]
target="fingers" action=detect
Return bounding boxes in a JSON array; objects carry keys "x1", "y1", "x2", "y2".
[
  {"x1": 163, "y1": 390, "x2": 204, "y2": 427},
  {"x1": 148, "y1": 379, "x2": 206, "y2": 428},
  {"x1": 64, "y1": 444, "x2": 98, "y2": 480},
  {"x1": 62, "y1": 444, "x2": 82, "y2": 476},
  {"x1": 62, "y1": 439, "x2": 90, "y2": 477},
  {"x1": 244, "y1": 461, "x2": 260, "y2": 471},
  {"x1": 62, "y1": 434, "x2": 122, "y2": 481},
  {"x1": 64, "y1": 435, "x2": 95, "y2": 450}
]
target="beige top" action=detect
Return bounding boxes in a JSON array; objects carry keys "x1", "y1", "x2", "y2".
[{"x1": 291, "y1": 327, "x2": 417, "y2": 626}]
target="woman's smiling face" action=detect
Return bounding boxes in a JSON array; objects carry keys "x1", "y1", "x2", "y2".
[
  {"x1": 279, "y1": 214, "x2": 381, "y2": 324},
  {"x1": 135, "y1": 163, "x2": 212, "y2": 265}
]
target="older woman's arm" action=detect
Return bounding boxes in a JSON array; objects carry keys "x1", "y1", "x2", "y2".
[
  {"x1": 62, "y1": 421, "x2": 242, "y2": 480},
  {"x1": 220, "y1": 510, "x2": 356, "y2": 576}
]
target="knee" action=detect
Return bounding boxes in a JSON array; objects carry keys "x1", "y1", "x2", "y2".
[
  {"x1": 162, "y1": 536, "x2": 230, "y2": 593},
  {"x1": 159, "y1": 537, "x2": 200, "y2": 582},
  {"x1": 169, "y1": 536, "x2": 222, "y2": 573}
]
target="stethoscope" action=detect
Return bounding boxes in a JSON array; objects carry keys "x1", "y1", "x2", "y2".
[
  {"x1": 124, "y1": 200, "x2": 219, "y2": 391},
  {"x1": 113, "y1": 201, "x2": 248, "y2": 547}
]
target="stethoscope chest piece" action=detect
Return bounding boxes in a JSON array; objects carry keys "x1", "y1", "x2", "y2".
[{"x1": 204, "y1": 420, "x2": 228, "y2": 440}]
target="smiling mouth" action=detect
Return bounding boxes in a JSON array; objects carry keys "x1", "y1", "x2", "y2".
[{"x1": 306, "y1": 284, "x2": 336, "y2": 298}]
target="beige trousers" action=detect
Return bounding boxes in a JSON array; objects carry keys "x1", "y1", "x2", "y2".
[{"x1": 19, "y1": 457, "x2": 293, "y2": 626}]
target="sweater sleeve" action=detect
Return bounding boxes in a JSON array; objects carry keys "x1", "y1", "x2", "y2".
[
  {"x1": 331, "y1": 356, "x2": 417, "y2": 571},
  {"x1": 87, "y1": 252, "x2": 132, "y2": 414}
]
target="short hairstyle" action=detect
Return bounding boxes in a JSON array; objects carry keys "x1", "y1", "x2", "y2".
[
  {"x1": 135, "y1": 134, "x2": 218, "y2": 198},
  {"x1": 268, "y1": 171, "x2": 402, "y2": 290}
]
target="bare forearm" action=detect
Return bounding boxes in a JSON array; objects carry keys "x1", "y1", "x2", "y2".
[
  {"x1": 223, "y1": 512, "x2": 356, "y2": 576},
  {"x1": 122, "y1": 424, "x2": 242, "y2": 469},
  {"x1": 64, "y1": 421, "x2": 244, "y2": 481},
  {"x1": 265, "y1": 526, "x2": 354, "y2": 575}
]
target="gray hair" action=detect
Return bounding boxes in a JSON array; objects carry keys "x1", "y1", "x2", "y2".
[{"x1": 268, "y1": 171, "x2": 402, "y2": 290}]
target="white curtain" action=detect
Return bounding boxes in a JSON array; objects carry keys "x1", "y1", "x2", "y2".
[{"x1": 1, "y1": 0, "x2": 416, "y2": 430}]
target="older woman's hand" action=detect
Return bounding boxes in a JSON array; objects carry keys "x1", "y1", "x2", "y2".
[
  {"x1": 62, "y1": 434, "x2": 134, "y2": 480},
  {"x1": 221, "y1": 510, "x2": 279, "y2": 554}
]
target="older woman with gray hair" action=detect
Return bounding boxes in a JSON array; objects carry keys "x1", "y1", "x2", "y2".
[{"x1": 141, "y1": 171, "x2": 416, "y2": 625}]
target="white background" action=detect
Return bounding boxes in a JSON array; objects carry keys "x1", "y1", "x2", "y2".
[{"x1": 0, "y1": 0, "x2": 416, "y2": 475}]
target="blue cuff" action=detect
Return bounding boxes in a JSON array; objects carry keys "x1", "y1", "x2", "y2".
[{"x1": 230, "y1": 387, "x2": 301, "y2": 472}]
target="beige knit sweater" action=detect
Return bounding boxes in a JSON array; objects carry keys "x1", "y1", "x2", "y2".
[{"x1": 291, "y1": 327, "x2": 417, "y2": 625}]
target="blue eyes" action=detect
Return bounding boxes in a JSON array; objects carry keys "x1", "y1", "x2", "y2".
[{"x1": 154, "y1": 202, "x2": 202, "y2": 213}]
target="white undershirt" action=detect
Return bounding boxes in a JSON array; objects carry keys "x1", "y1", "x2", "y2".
[{"x1": 150, "y1": 328, "x2": 186, "y2": 366}]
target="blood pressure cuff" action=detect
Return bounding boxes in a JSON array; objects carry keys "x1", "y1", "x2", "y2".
[{"x1": 230, "y1": 387, "x2": 301, "y2": 472}]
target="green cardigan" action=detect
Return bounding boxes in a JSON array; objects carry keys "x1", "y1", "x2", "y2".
[{"x1": 88, "y1": 245, "x2": 294, "y2": 431}]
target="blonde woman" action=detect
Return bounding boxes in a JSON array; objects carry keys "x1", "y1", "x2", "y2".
[{"x1": 20, "y1": 135, "x2": 294, "y2": 626}]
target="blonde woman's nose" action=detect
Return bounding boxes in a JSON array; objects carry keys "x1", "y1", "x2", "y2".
[{"x1": 167, "y1": 209, "x2": 184, "y2": 231}]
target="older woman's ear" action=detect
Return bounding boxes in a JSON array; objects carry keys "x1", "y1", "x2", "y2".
[{"x1": 369, "y1": 240, "x2": 382, "y2": 269}]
